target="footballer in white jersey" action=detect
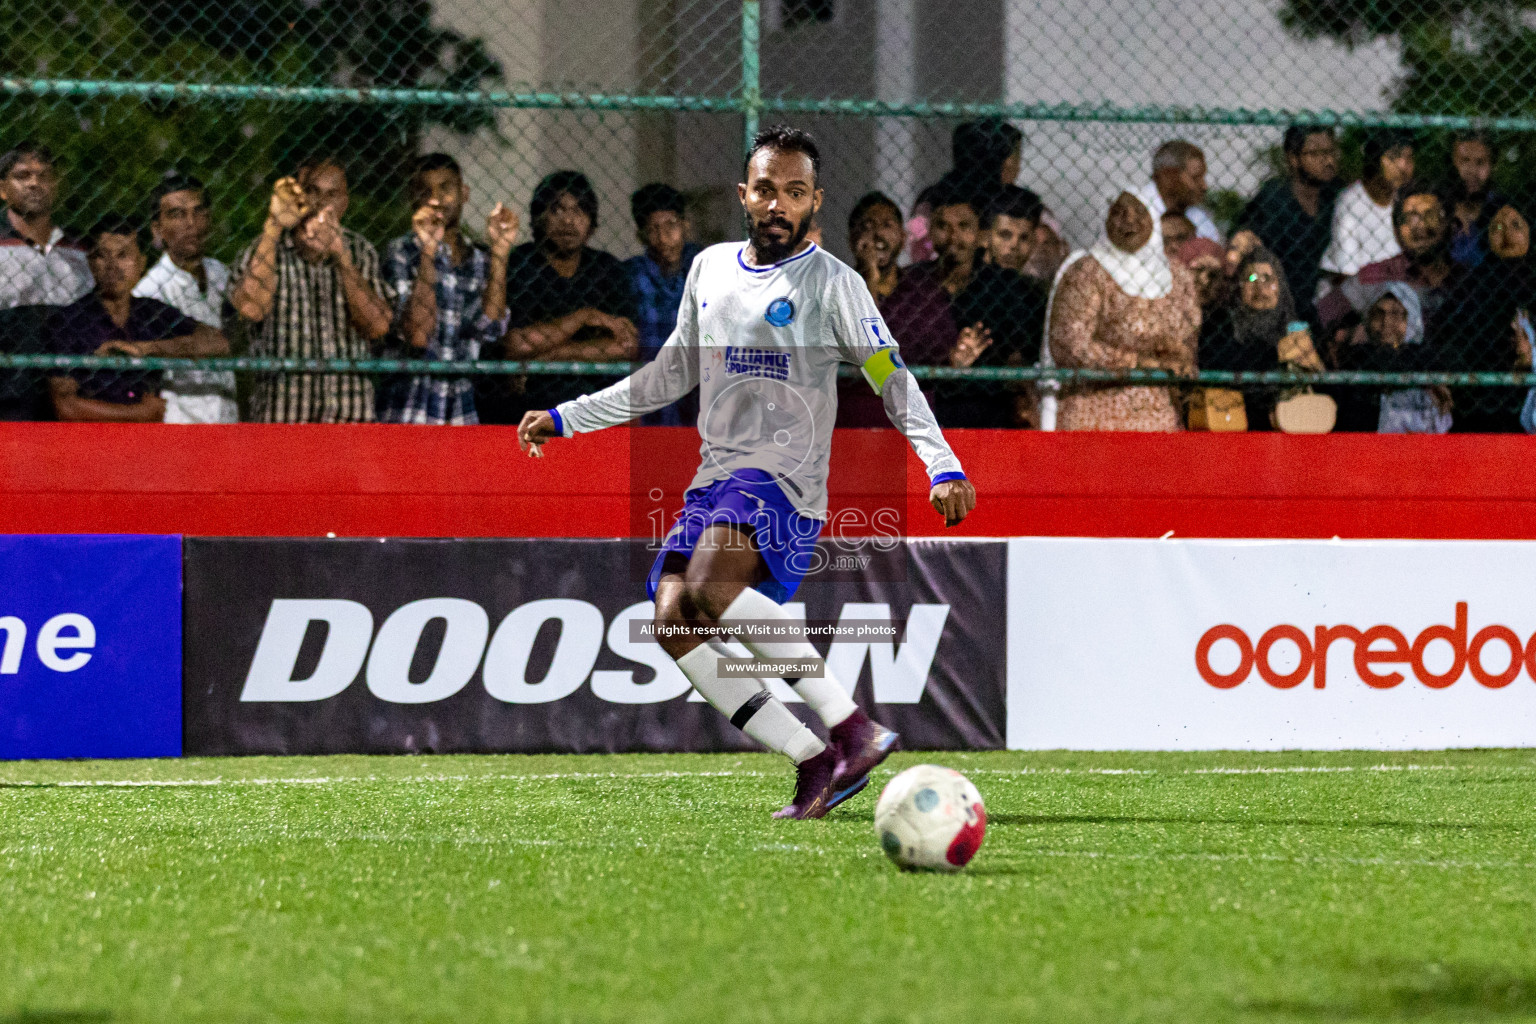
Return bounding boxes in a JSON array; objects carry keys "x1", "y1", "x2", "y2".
[{"x1": 519, "y1": 127, "x2": 976, "y2": 820}]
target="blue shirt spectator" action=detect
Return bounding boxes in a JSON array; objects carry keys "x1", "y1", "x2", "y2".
[{"x1": 626, "y1": 183, "x2": 700, "y2": 426}]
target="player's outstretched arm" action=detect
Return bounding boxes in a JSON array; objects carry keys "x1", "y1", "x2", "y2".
[
  {"x1": 517, "y1": 409, "x2": 557, "y2": 458},
  {"x1": 870, "y1": 355, "x2": 976, "y2": 527}
]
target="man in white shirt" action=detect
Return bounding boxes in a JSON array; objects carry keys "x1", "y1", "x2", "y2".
[
  {"x1": 1319, "y1": 130, "x2": 1415, "y2": 281},
  {"x1": 132, "y1": 173, "x2": 238, "y2": 423},
  {"x1": 518, "y1": 127, "x2": 976, "y2": 820},
  {"x1": 1152, "y1": 140, "x2": 1223, "y2": 244}
]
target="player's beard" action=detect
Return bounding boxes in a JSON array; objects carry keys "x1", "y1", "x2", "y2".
[{"x1": 749, "y1": 212, "x2": 809, "y2": 264}]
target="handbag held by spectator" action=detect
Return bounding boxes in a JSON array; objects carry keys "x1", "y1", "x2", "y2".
[
  {"x1": 1271, "y1": 389, "x2": 1337, "y2": 433},
  {"x1": 1185, "y1": 387, "x2": 1248, "y2": 431}
]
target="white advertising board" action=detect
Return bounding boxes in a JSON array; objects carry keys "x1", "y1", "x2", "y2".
[{"x1": 1006, "y1": 537, "x2": 1536, "y2": 750}]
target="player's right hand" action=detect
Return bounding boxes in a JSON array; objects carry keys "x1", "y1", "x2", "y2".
[
  {"x1": 930, "y1": 478, "x2": 977, "y2": 528},
  {"x1": 517, "y1": 409, "x2": 557, "y2": 458}
]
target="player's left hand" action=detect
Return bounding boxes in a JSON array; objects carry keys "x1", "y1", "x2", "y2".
[
  {"x1": 930, "y1": 478, "x2": 976, "y2": 528},
  {"x1": 517, "y1": 409, "x2": 557, "y2": 458}
]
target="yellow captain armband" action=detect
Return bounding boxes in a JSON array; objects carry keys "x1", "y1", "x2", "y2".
[{"x1": 860, "y1": 348, "x2": 906, "y2": 394}]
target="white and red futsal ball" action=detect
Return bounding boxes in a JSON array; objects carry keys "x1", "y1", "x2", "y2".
[{"x1": 874, "y1": 765, "x2": 986, "y2": 872}]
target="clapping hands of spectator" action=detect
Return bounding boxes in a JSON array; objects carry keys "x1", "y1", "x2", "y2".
[
  {"x1": 302, "y1": 208, "x2": 348, "y2": 265},
  {"x1": 486, "y1": 202, "x2": 520, "y2": 258},
  {"x1": 950, "y1": 323, "x2": 993, "y2": 368},
  {"x1": 411, "y1": 202, "x2": 447, "y2": 257},
  {"x1": 268, "y1": 176, "x2": 307, "y2": 231}
]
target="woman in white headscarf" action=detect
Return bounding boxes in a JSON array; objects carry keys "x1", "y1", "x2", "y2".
[{"x1": 1045, "y1": 183, "x2": 1201, "y2": 430}]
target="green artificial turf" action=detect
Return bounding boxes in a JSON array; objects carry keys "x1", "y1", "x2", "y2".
[{"x1": 3, "y1": 749, "x2": 1536, "y2": 1023}]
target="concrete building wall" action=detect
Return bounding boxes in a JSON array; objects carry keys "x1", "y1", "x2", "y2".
[
  {"x1": 428, "y1": 0, "x2": 1406, "y2": 262},
  {"x1": 426, "y1": 0, "x2": 646, "y2": 257},
  {"x1": 1003, "y1": 0, "x2": 1402, "y2": 248}
]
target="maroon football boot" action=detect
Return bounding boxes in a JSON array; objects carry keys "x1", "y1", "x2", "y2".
[
  {"x1": 772, "y1": 746, "x2": 839, "y2": 820},
  {"x1": 826, "y1": 709, "x2": 899, "y2": 810}
]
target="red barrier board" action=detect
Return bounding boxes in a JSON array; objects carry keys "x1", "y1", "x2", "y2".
[{"x1": 1, "y1": 423, "x2": 1533, "y2": 538}]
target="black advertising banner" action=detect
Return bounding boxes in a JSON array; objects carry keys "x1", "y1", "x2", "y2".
[{"x1": 183, "y1": 538, "x2": 1006, "y2": 755}]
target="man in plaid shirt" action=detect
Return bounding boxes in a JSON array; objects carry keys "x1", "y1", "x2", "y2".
[{"x1": 378, "y1": 153, "x2": 519, "y2": 424}]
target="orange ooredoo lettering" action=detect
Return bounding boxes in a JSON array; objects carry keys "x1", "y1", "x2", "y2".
[
  {"x1": 1199, "y1": 605, "x2": 1531, "y2": 690},
  {"x1": 1410, "y1": 602, "x2": 1468, "y2": 689},
  {"x1": 1355, "y1": 625, "x2": 1410, "y2": 688},
  {"x1": 1196, "y1": 625, "x2": 1253, "y2": 689},
  {"x1": 1469, "y1": 625, "x2": 1523, "y2": 688},
  {"x1": 1313, "y1": 625, "x2": 1365, "y2": 689},
  {"x1": 1255, "y1": 625, "x2": 1312, "y2": 689}
]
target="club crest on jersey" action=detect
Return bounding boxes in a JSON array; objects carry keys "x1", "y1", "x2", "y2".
[
  {"x1": 862, "y1": 317, "x2": 895, "y2": 349},
  {"x1": 724, "y1": 346, "x2": 791, "y2": 380},
  {"x1": 764, "y1": 297, "x2": 795, "y2": 327}
]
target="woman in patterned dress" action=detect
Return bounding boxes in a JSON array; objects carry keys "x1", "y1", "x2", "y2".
[{"x1": 1046, "y1": 183, "x2": 1200, "y2": 431}]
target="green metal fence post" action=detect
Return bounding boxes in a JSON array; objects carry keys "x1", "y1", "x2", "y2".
[{"x1": 740, "y1": 0, "x2": 761, "y2": 155}]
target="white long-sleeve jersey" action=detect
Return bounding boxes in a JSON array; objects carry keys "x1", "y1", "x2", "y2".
[{"x1": 552, "y1": 241, "x2": 965, "y2": 518}]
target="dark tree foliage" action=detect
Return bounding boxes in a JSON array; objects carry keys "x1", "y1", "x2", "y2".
[{"x1": 0, "y1": 0, "x2": 503, "y2": 256}]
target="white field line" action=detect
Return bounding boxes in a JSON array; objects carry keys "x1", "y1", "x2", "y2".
[
  {"x1": 948, "y1": 764, "x2": 1481, "y2": 777},
  {"x1": 0, "y1": 762, "x2": 1529, "y2": 790},
  {"x1": 0, "y1": 770, "x2": 766, "y2": 789},
  {"x1": 1002, "y1": 848, "x2": 1536, "y2": 871}
]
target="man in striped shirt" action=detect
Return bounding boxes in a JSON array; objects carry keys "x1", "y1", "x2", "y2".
[
  {"x1": 0, "y1": 142, "x2": 92, "y2": 420},
  {"x1": 229, "y1": 158, "x2": 394, "y2": 422}
]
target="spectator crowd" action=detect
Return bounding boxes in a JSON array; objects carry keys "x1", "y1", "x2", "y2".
[{"x1": 0, "y1": 121, "x2": 1532, "y2": 433}]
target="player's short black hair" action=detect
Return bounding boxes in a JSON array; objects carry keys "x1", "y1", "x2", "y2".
[
  {"x1": 847, "y1": 191, "x2": 902, "y2": 237},
  {"x1": 0, "y1": 141, "x2": 54, "y2": 179},
  {"x1": 531, "y1": 169, "x2": 599, "y2": 234},
  {"x1": 85, "y1": 213, "x2": 144, "y2": 253},
  {"x1": 1282, "y1": 125, "x2": 1333, "y2": 157},
  {"x1": 982, "y1": 185, "x2": 1043, "y2": 229},
  {"x1": 630, "y1": 183, "x2": 686, "y2": 229},
  {"x1": 147, "y1": 172, "x2": 206, "y2": 221},
  {"x1": 743, "y1": 125, "x2": 820, "y2": 183}
]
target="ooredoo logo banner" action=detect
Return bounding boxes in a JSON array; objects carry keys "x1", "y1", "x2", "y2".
[
  {"x1": 1007, "y1": 538, "x2": 1536, "y2": 751},
  {"x1": 0, "y1": 534, "x2": 182, "y2": 759}
]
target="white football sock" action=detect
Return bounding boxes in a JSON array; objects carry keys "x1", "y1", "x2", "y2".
[
  {"x1": 676, "y1": 641, "x2": 824, "y2": 763},
  {"x1": 719, "y1": 587, "x2": 859, "y2": 728}
]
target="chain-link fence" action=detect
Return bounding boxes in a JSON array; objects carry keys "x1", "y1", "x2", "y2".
[{"x1": 3, "y1": 0, "x2": 1536, "y2": 431}]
